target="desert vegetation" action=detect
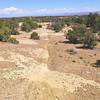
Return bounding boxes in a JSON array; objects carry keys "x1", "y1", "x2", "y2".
[
  {"x1": 21, "y1": 20, "x2": 38, "y2": 32},
  {"x1": 31, "y1": 32, "x2": 40, "y2": 40},
  {"x1": 63, "y1": 13, "x2": 100, "y2": 49},
  {"x1": 0, "y1": 13, "x2": 100, "y2": 47},
  {"x1": 0, "y1": 18, "x2": 19, "y2": 44},
  {"x1": 49, "y1": 21, "x2": 65, "y2": 32},
  {"x1": 67, "y1": 26, "x2": 97, "y2": 49}
]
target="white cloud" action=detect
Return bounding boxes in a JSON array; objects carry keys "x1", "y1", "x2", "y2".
[
  {"x1": 0, "y1": 7, "x2": 19, "y2": 14},
  {"x1": 0, "y1": 6, "x2": 77, "y2": 17},
  {"x1": 4, "y1": 6, "x2": 18, "y2": 12},
  {"x1": 0, "y1": 6, "x2": 100, "y2": 17}
]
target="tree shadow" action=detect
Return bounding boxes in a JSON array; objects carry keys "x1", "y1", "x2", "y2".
[
  {"x1": 76, "y1": 45, "x2": 94, "y2": 50},
  {"x1": 59, "y1": 40, "x2": 74, "y2": 44}
]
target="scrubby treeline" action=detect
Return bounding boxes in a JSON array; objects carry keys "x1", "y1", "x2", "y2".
[
  {"x1": 65, "y1": 13, "x2": 100, "y2": 49},
  {"x1": 20, "y1": 17, "x2": 39, "y2": 32},
  {"x1": 0, "y1": 18, "x2": 20, "y2": 44},
  {"x1": 0, "y1": 13, "x2": 100, "y2": 46},
  {"x1": 67, "y1": 25, "x2": 97, "y2": 49},
  {"x1": 0, "y1": 17, "x2": 40, "y2": 43},
  {"x1": 1, "y1": 13, "x2": 100, "y2": 33}
]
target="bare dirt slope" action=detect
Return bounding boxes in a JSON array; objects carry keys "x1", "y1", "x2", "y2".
[
  {"x1": 48, "y1": 35, "x2": 100, "y2": 83},
  {"x1": 0, "y1": 23, "x2": 100, "y2": 100}
]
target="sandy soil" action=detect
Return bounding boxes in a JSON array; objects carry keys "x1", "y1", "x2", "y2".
[
  {"x1": 0, "y1": 23, "x2": 100, "y2": 100},
  {"x1": 48, "y1": 35, "x2": 100, "y2": 83}
]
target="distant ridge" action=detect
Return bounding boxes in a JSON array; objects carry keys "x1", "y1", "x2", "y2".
[{"x1": 62, "y1": 11, "x2": 100, "y2": 16}]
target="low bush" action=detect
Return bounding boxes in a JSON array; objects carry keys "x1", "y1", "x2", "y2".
[
  {"x1": 21, "y1": 22, "x2": 31, "y2": 32},
  {"x1": 50, "y1": 21, "x2": 65, "y2": 32},
  {"x1": 67, "y1": 25, "x2": 86, "y2": 44},
  {"x1": 31, "y1": 32, "x2": 40, "y2": 40},
  {"x1": 32, "y1": 22, "x2": 39, "y2": 29},
  {"x1": 83, "y1": 31, "x2": 97, "y2": 49},
  {"x1": 67, "y1": 26, "x2": 97, "y2": 49},
  {"x1": 21, "y1": 21, "x2": 39, "y2": 32},
  {"x1": 0, "y1": 32, "x2": 19, "y2": 44},
  {"x1": 8, "y1": 37, "x2": 19, "y2": 44},
  {"x1": 11, "y1": 29, "x2": 20, "y2": 35},
  {"x1": 0, "y1": 33, "x2": 10, "y2": 42}
]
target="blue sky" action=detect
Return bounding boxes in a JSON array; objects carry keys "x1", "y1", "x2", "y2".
[{"x1": 0, "y1": 0, "x2": 100, "y2": 17}]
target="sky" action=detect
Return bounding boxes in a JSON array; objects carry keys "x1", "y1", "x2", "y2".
[{"x1": 0, "y1": 0, "x2": 100, "y2": 17}]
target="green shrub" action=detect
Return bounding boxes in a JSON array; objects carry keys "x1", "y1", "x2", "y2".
[
  {"x1": 67, "y1": 30, "x2": 78, "y2": 44},
  {"x1": 32, "y1": 22, "x2": 38, "y2": 29},
  {"x1": 21, "y1": 21, "x2": 38, "y2": 32},
  {"x1": 0, "y1": 33, "x2": 10, "y2": 42},
  {"x1": 67, "y1": 25, "x2": 86, "y2": 44},
  {"x1": 11, "y1": 29, "x2": 20, "y2": 35},
  {"x1": 31, "y1": 32, "x2": 40, "y2": 40},
  {"x1": 83, "y1": 31, "x2": 97, "y2": 49},
  {"x1": 0, "y1": 32, "x2": 19, "y2": 44},
  {"x1": 8, "y1": 37, "x2": 19, "y2": 44},
  {"x1": 67, "y1": 25, "x2": 97, "y2": 49},
  {"x1": 86, "y1": 13, "x2": 98, "y2": 27},
  {"x1": 21, "y1": 22, "x2": 31, "y2": 32},
  {"x1": 50, "y1": 21, "x2": 65, "y2": 32}
]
